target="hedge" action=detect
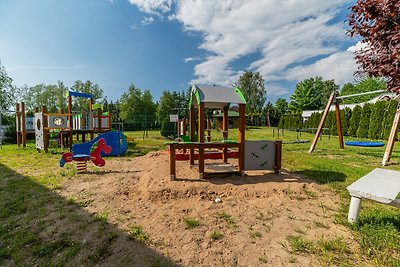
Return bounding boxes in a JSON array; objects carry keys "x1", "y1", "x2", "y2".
[{"x1": 278, "y1": 100, "x2": 397, "y2": 141}]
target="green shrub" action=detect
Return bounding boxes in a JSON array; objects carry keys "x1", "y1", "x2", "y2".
[
  {"x1": 4, "y1": 122, "x2": 16, "y2": 143},
  {"x1": 368, "y1": 101, "x2": 386, "y2": 140},
  {"x1": 160, "y1": 120, "x2": 176, "y2": 138},
  {"x1": 381, "y1": 100, "x2": 398, "y2": 140},
  {"x1": 341, "y1": 107, "x2": 352, "y2": 136},
  {"x1": 348, "y1": 105, "x2": 362, "y2": 137},
  {"x1": 356, "y1": 103, "x2": 372, "y2": 138}
]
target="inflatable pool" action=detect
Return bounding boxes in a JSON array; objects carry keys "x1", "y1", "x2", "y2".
[{"x1": 345, "y1": 141, "x2": 384, "y2": 147}]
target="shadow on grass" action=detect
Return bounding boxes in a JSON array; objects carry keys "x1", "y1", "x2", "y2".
[
  {"x1": 294, "y1": 170, "x2": 347, "y2": 184},
  {"x1": 0, "y1": 163, "x2": 176, "y2": 266}
]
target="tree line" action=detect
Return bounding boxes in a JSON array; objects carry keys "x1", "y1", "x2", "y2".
[{"x1": 278, "y1": 99, "x2": 397, "y2": 141}]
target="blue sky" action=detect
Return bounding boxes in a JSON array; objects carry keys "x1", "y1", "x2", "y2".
[{"x1": 0, "y1": 0, "x2": 359, "y2": 104}]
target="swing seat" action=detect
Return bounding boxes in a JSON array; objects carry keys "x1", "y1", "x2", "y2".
[{"x1": 345, "y1": 141, "x2": 384, "y2": 147}]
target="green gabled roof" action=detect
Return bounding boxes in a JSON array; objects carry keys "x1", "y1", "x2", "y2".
[{"x1": 189, "y1": 84, "x2": 247, "y2": 109}]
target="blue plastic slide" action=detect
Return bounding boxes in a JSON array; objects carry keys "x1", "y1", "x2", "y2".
[{"x1": 72, "y1": 130, "x2": 128, "y2": 156}]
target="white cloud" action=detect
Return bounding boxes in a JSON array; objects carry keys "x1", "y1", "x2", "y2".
[
  {"x1": 284, "y1": 42, "x2": 363, "y2": 85},
  {"x1": 129, "y1": 0, "x2": 355, "y2": 86},
  {"x1": 141, "y1": 16, "x2": 155, "y2": 26},
  {"x1": 129, "y1": 0, "x2": 173, "y2": 15},
  {"x1": 184, "y1": 57, "x2": 202, "y2": 63},
  {"x1": 266, "y1": 84, "x2": 290, "y2": 97}
]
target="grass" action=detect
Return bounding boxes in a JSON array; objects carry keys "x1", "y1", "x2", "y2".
[
  {"x1": 214, "y1": 212, "x2": 236, "y2": 227},
  {"x1": 128, "y1": 225, "x2": 150, "y2": 244},
  {"x1": 183, "y1": 217, "x2": 201, "y2": 229},
  {"x1": 1, "y1": 128, "x2": 400, "y2": 265},
  {"x1": 209, "y1": 231, "x2": 223, "y2": 240}
]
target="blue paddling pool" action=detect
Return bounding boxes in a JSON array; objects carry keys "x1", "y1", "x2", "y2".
[{"x1": 345, "y1": 141, "x2": 384, "y2": 147}]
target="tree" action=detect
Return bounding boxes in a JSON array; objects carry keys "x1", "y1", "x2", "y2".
[
  {"x1": 70, "y1": 80, "x2": 104, "y2": 111},
  {"x1": 236, "y1": 71, "x2": 266, "y2": 115},
  {"x1": 356, "y1": 103, "x2": 372, "y2": 138},
  {"x1": 348, "y1": 0, "x2": 400, "y2": 92},
  {"x1": 119, "y1": 84, "x2": 157, "y2": 122},
  {"x1": 341, "y1": 107, "x2": 352, "y2": 136},
  {"x1": 368, "y1": 101, "x2": 387, "y2": 139},
  {"x1": 290, "y1": 76, "x2": 339, "y2": 111},
  {"x1": 157, "y1": 90, "x2": 188, "y2": 122},
  {"x1": 340, "y1": 77, "x2": 386, "y2": 104},
  {"x1": 382, "y1": 100, "x2": 398, "y2": 139},
  {"x1": 0, "y1": 62, "x2": 17, "y2": 111},
  {"x1": 275, "y1": 98, "x2": 289, "y2": 116},
  {"x1": 263, "y1": 102, "x2": 277, "y2": 126},
  {"x1": 348, "y1": 105, "x2": 363, "y2": 136},
  {"x1": 22, "y1": 81, "x2": 68, "y2": 113}
]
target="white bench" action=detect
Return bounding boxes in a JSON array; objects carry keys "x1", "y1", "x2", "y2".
[{"x1": 347, "y1": 168, "x2": 400, "y2": 223}]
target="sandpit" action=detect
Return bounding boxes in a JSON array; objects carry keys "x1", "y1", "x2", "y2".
[{"x1": 60, "y1": 151, "x2": 355, "y2": 266}]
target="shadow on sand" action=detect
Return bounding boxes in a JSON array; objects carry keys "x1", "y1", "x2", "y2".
[{"x1": 0, "y1": 163, "x2": 176, "y2": 266}]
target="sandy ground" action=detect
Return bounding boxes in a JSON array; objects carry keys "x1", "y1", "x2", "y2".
[{"x1": 60, "y1": 151, "x2": 356, "y2": 266}]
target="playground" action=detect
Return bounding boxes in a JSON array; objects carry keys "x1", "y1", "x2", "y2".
[{"x1": 1, "y1": 126, "x2": 399, "y2": 266}]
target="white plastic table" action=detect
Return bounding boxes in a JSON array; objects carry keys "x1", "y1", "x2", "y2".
[{"x1": 347, "y1": 168, "x2": 400, "y2": 223}]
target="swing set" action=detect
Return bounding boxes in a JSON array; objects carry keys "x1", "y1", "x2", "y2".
[{"x1": 308, "y1": 89, "x2": 400, "y2": 165}]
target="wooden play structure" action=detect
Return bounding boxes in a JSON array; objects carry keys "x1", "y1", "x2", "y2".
[
  {"x1": 15, "y1": 102, "x2": 35, "y2": 147},
  {"x1": 347, "y1": 168, "x2": 400, "y2": 223},
  {"x1": 167, "y1": 84, "x2": 282, "y2": 180},
  {"x1": 17, "y1": 91, "x2": 112, "y2": 152}
]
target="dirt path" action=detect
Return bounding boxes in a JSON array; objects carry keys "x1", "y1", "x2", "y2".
[{"x1": 60, "y1": 151, "x2": 355, "y2": 266}]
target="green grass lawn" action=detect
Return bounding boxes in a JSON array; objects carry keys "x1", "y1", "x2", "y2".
[{"x1": 1, "y1": 127, "x2": 400, "y2": 265}]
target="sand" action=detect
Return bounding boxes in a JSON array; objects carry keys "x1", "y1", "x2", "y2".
[{"x1": 60, "y1": 151, "x2": 356, "y2": 266}]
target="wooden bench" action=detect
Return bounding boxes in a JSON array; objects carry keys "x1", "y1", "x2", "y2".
[{"x1": 347, "y1": 168, "x2": 400, "y2": 223}]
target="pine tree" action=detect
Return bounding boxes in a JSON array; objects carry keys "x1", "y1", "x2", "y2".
[
  {"x1": 382, "y1": 100, "x2": 398, "y2": 140},
  {"x1": 324, "y1": 111, "x2": 334, "y2": 135},
  {"x1": 278, "y1": 116, "x2": 284, "y2": 129},
  {"x1": 343, "y1": 107, "x2": 352, "y2": 136},
  {"x1": 356, "y1": 103, "x2": 372, "y2": 138},
  {"x1": 348, "y1": 105, "x2": 362, "y2": 137},
  {"x1": 368, "y1": 101, "x2": 386, "y2": 139}
]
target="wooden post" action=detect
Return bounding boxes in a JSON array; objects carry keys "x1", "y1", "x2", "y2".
[
  {"x1": 189, "y1": 105, "x2": 195, "y2": 166},
  {"x1": 182, "y1": 118, "x2": 187, "y2": 153},
  {"x1": 97, "y1": 107, "x2": 102, "y2": 134},
  {"x1": 238, "y1": 104, "x2": 246, "y2": 175},
  {"x1": 309, "y1": 91, "x2": 336, "y2": 153},
  {"x1": 108, "y1": 110, "x2": 112, "y2": 131},
  {"x1": 68, "y1": 95, "x2": 73, "y2": 150},
  {"x1": 274, "y1": 141, "x2": 282, "y2": 175},
  {"x1": 90, "y1": 97, "x2": 94, "y2": 140},
  {"x1": 334, "y1": 99, "x2": 344, "y2": 149},
  {"x1": 21, "y1": 102, "x2": 26, "y2": 147},
  {"x1": 59, "y1": 108, "x2": 64, "y2": 149},
  {"x1": 222, "y1": 106, "x2": 229, "y2": 163},
  {"x1": 182, "y1": 118, "x2": 187, "y2": 135},
  {"x1": 177, "y1": 119, "x2": 181, "y2": 137},
  {"x1": 382, "y1": 102, "x2": 400, "y2": 166},
  {"x1": 42, "y1": 106, "x2": 48, "y2": 153},
  {"x1": 206, "y1": 118, "x2": 211, "y2": 142},
  {"x1": 170, "y1": 144, "x2": 176, "y2": 180},
  {"x1": 198, "y1": 102, "x2": 205, "y2": 179},
  {"x1": 16, "y1": 103, "x2": 21, "y2": 146}
]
